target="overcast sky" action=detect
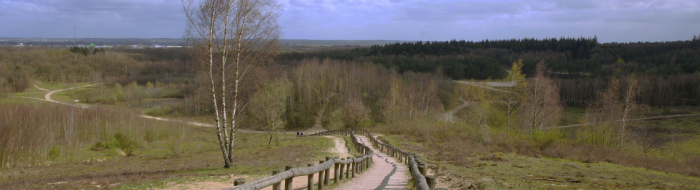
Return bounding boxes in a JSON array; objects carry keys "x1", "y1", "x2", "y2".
[{"x1": 1, "y1": 0, "x2": 699, "y2": 42}]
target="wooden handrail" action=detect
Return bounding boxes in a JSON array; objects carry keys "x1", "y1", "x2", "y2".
[
  {"x1": 354, "y1": 128, "x2": 432, "y2": 190},
  {"x1": 225, "y1": 130, "x2": 374, "y2": 190}
]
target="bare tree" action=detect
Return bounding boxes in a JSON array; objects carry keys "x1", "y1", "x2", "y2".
[
  {"x1": 521, "y1": 60, "x2": 563, "y2": 134},
  {"x1": 620, "y1": 73, "x2": 640, "y2": 149},
  {"x1": 342, "y1": 98, "x2": 370, "y2": 129},
  {"x1": 631, "y1": 126, "x2": 663, "y2": 155},
  {"x1": 182, "y1": 0, "x2": 281, "y2": 168},
  {"x1": 585, "y1": 78, "x2": 622, "y2": 146}
]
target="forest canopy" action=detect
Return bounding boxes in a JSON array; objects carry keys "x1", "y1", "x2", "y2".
[{"x1": 278, "y1": 36, "x2": 700, "y2": 80}]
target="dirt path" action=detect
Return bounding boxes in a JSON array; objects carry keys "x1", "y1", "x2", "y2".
[
  {"x1": 44, "y1": 84, "x2": 96, "y2": 104},
  {"x1": 455, "y1": 80, "x2": 512, "y2": 93},
  {"x1": 34, "y1": 84, "x2": 50, "y2": 92},
  {"x1": 326, "y1": 136, "x2": 352, "y2": 158},
  {"x1": 442, "y1": 99, "x2": 470, "y2": 122},
  {"x1": 333, "y1": 135, "x2": 410, "y2": 190}
]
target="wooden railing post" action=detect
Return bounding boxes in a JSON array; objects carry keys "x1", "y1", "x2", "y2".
[
  {"x1": 346, "y1": 157, "x2": 352, "y2": 179},
  {"x1": 272, "y1": 170, "x2": 281, "y2": 190},
  {"x1": 404, "y1": 153, "x2": 408, "y2": 164},
  {"x1": 352, "y1": 158, "x2": 357, "y2": 177},
  {"x1": 358, "y1": 158, "x2": 362, "y2": 173},
  {"x1": 419, "y1": 164, "x2": 427, "y2": 176},
  {"x1": 324, "y1": 157, "x2": 331, "y2": 186},
  {"x1": 307, "y1": 163, "x2": 313, "y2": 190},
  {"x1": 285, "y1": 165, "x2": 293, "y2": 190},
  {"x1": 426, "y1": 176, "x2": 436, "y2": 190},
  {"x1": 334, "y1": 157, "x2": 340, "y2": 183},
  {"x1": 318, "y1": 160, "x2": 324, "y2": 190},
  {"x1": 339, "y1": 158, "x2": 345, "y2": 180}
]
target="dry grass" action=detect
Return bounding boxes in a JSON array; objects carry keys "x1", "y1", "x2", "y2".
[
  {"x1": 374, "y1": 118, "x2": 700, "y2": 180},
  {"x1": 0, "y1": 102, "x2": 187, "y2": 168},
  {"x1": 0, "y1": 122, "x2": 335, "y2": 189}
]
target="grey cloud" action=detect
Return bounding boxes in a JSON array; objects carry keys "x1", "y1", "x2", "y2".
[
  {"x1": 1, "y1": 0, "x2": 699, "y2": 41},
  {"x1": 1, "y1": 0, "x2": 185, "y2": 38}
]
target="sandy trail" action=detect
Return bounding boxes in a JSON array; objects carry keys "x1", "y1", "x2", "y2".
[
  {"x1": 326, "y1": 136, "x2": 352, "y2": 158},
  {"x1": 455, "y1": 80, "x2": 512, "y2": 93},
  {"x1": 333, "y1": 135, "x2": 410, "y2": 190},
  {"x1": 34, "y1": 84, "x2": 50, "y2": 92}
]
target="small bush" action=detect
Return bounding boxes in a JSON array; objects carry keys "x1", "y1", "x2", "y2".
[
  {"x1": 89, "y1": 133, "x2": 137, "y2": 156},
  {"x1": 112, "y1": 133, "x2": 136, "y2": 156},
  {"x1": 90, "y1": 142, "x2": 106, "y2": 151},
  {"x1": 48, "y1": 146, "x2": 60, "y2": 160},
  {"x1": 326, "y1": 109, "x2": 345, "y2": 130},
  {"x1": 532, "y1": 129, "x2": 563, "y2": 150}
]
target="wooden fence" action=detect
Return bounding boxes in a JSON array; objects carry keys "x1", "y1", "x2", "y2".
[
  {"x1": 224, "y1": 130, "x2": 373, "y2": 190},
  {"x1": 225, "y1": 129, "x2": 434, "y2": 190},
  {"x1": 352, "y1": 129, "x2": 433, "y2": 190}
]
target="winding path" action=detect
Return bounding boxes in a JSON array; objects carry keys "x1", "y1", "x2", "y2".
[
  {"x1": 18, "y1": 84, "x2": 412, "y2": 189},
  {"x1": 334, "y1": 135, "x2": 410, "y2": 190}
]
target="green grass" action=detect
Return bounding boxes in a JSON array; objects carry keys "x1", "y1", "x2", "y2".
[
  {"x1": 560, "y1": 106, "x2": 586, "y2": 126},
  {"x1": 33, "y1": 81, "x2": 93, "y2": 91},
  {"x1": 1, "y1": 81, "x2": 96, "y2": 104},
  {"x1": 343, "y1": 136, "x2": 362, "y2": 157},
  {"x1": 51, "y1": 85, "x2": 97, "y2": 104}
]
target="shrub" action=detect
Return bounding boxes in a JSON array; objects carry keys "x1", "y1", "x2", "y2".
[
  {"x1": 90, "y1": 142, "x2": 106, "y2": 151},
  {"x1": 48, "y1": 146, "x2": 60, "y2": 160},
  {"x1": 89, "y1": 133, "x2": 137, "y2": 156},
  {"x1": 532, "y1": 129, "x2": 563, "y2": 150},
  {"x1": 112, "y1": 133, "x2": 136, "y2": 156},
  {"x1": 326, "y1": 109, "x2": 345, "y2": 130}
]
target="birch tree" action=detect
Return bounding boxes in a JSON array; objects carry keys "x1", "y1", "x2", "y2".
[
  {"x1": 620, "y1": 73, "x2": 640, "y2": 149},
  {"x1": 182, "y1": 0, "x2": 281, "y2": 168},
  {"x1": 502, "y1": 59, "x2": 527, "y2": 131},
  {"x1": 585, "y1": 78, "x2": 622, "y2": 146},
  {"x1": 521, "y1": 60, "x2": 563, "y2": 134}
]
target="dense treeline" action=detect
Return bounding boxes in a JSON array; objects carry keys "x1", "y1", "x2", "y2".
[
  {"x1": 557, "y1": 74, "x2": 700, "y2": 107},
  {"x1": 361, "y1": 37, "x2": 598, "y2": 58},
  {"x1": 278, "y1": 36, "x2": 700, "y2": 79}
]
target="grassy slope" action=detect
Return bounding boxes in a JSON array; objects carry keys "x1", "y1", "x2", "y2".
[
  {"x1": 380, "y1": 134, "x2": 700, "y2": 189},
  {"x1": 0, "y1": 127, "x2": 335, "y2": 189}
]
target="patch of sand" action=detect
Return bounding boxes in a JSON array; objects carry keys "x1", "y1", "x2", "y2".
[{"x1": 326, "y1": 136, "x2": 352, "y2": 158}]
